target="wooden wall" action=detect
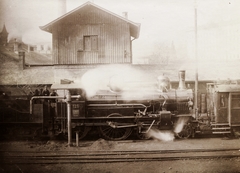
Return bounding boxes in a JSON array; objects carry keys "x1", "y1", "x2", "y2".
[{"x1": 52, "y1": 6, "x2": 132, "y2": 65}]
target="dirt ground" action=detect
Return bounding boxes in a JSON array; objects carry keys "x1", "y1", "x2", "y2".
[{"x1": 0, "y1": 136, "x2": 240, "y2": 173}]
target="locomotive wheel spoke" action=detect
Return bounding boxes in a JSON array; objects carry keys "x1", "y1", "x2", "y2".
[
  {"x1": 98, "y1": 113, "x2": 133, "y2": 140},
  {"x1": 176, "y1": 124, "x2": 192, "y2": 139},
  {"x1": 61, "y1": 126, "x2": 91, "y2": 140},
  {"x1": 136, "y1": 128, "x2": 151, "y2": 140},
  {"x1": 99, "y1": 126, "x2": 132, "y2": 140},
  {"x1": 74, "y1": 126, "x2": 91, "y2": 140}
]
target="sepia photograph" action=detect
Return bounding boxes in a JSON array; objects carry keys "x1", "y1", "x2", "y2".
[{"x1": 0, "y1": 0, "x2": 240, "y2": 172}]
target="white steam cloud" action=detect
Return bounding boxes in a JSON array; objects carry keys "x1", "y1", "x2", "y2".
[
  {"x1": 146, "y1": 116, "x2": 191, "y2": 142},
  {"x1": 81, "y1": 64, "x2": 158, "y2": 98},
  {"x1": 147, "y1": 129, "x2": 175, "y2": 142},
  {"x1": 174, "y1": 116, "x2": 190, "y2": 134}
]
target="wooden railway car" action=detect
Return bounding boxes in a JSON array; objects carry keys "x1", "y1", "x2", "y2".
[{"x1": 194, "y1": 82, "x2": 240, "y2": 136}]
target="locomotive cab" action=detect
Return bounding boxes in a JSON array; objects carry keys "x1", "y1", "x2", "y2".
[{"x1": 49, "y1": 83, "x2": 88, "y2": 138}]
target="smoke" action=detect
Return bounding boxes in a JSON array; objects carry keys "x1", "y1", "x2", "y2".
[
  {"x1": 1, "y1": 0, "x2": 61, "y2": 43},
  {"x1": 146, "y1": 116, "x2": 190, "y2": 141},
  {"x1": 147, "y1": 129, "x2": 175, "y2": 142},
  {"x1": 81, "y1": 64, "x2": 157, "y2": 98},
  {"x1": 174, "y1": 116, "x2": 190, "y2": 134},
  {"x1": 22, "y1": 27, "x2": 52, "y2": 45},
  {"x1": 80, "y1": 66, "x2": 111, "y2": 97}
]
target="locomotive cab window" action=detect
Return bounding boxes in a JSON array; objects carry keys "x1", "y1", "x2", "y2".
[{"x1": 84, "y1": 35, "x2": 98, "y2": 51}]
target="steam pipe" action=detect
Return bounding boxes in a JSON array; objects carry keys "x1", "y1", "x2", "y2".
[
  {"x1": 30, "y1": 94, "x2": 80, "y2": 147},
  {"x1": 30, "y1": 96, "x2": 65, "y2": 114},
  {"x1": 87, "y1": 103, "x2": 147, "y2": 108},
  {"x1": 29, "y1": 95, "x2": 80, "y2": 114}
]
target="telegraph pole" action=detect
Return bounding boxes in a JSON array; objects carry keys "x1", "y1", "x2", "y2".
[{"x1": 194, "y1": 0, "x2": 198, "y2": 119}]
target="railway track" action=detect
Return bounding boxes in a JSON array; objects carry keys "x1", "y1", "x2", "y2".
[{"x1": 1, "y1": 148, "x2": 240, "y2": 164}]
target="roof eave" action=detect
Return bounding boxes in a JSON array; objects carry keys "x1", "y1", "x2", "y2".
[
  {"x1": 39, "y1": 26, "x2": 51, "y2": 33},
  {"x1": 40, "y1": 1, "x2": 140, "y2": 37},
  {"x1": 131, "y1": 23, "x2": 141, "y2": 39}
]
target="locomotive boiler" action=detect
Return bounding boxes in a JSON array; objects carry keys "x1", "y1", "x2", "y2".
[{"x1": 30, "y1": 70, "x2": 194, "y2": 141}]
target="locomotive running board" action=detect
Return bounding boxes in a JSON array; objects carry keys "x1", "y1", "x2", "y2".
[{"x1": 212, "y1": 131, "x2": 231, "y2": 134}]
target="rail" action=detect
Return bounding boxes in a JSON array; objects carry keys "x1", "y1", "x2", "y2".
[{"x1": 1, "y1": 148, "x2": 240, "y2": 164}]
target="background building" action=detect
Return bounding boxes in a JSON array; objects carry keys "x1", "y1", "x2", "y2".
[
  {"x1": 0, "y1": 24, "x2": 8, "y2": 46},
  {"x1": 40, "y1": 2, "x2": 140, "y2": 65}
]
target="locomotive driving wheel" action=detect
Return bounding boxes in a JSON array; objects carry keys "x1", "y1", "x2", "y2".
[
  {"x1": 61, "y1": 126, "x2": 91, "y2": 140},
  {"x1": 73, "y1": 126, "x2": 91, "y2": 140},
  {"x1": 136, "y1": 127, "x2": 151, "y2": 140},
  {"x1": 176, "y1": 123, "x2": 192, "y2": 139},
  {"x1": 98, "y1": 113, "x2": 133, "y2": 140}
]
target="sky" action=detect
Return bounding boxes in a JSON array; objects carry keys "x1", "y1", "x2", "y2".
[{"x1": 0, "y1": 0, "x2": 240, "y2": 61}]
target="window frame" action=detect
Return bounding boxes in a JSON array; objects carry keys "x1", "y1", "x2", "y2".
[{"x1": 83, "y1": 35, "x2": 98, "y2": 51}]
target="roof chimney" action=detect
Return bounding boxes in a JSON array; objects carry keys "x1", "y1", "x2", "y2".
[
  {"x1": 18, "y1": 51, "x2": 25, "y2": 70},
  {"x1": 122, "y1": 12, "x2": 128, "y2": 19},
  {"x1": 57, "y1": 0, "x2": 67, "y2": 16},
  {"x1": 14, "y1": 38, "x2": 18, "y2": 53}
]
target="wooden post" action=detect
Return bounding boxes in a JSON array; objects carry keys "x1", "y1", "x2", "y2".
[
  {"x1": 194, "y1": 1, "x2": 198, "y2": 119},
  {"x1": 66, "y1": 90, "x2": 72, "y2": 146},
  {"x1": 76, "y1": 132, "x2": 79, "y2": 147}
]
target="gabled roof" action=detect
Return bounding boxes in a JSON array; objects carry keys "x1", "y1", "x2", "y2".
[
  {"x1": 0, "y1": 24, "x2": 8, "y2": 35},
  {"x1": 40, "y1": 1, "x2": 140, "y2": 38}
]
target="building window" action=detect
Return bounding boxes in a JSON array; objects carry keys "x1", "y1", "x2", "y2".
[{"x1": 84, "y1": 35, "x2": 98, "y2": 51}]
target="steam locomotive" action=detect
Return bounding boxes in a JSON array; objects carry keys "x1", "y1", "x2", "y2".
[{"x1": 1, "y1": 70, "x2": 240, "y2": 140}]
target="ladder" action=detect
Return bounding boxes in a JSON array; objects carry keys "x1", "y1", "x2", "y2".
[{"x1": 211, "y1": 123, "x2": 231, "y2": 134}]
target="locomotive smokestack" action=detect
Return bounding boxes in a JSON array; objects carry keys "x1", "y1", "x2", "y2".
[{"x1": 178, "y1": 70, "x2": 186, "y2": 90}]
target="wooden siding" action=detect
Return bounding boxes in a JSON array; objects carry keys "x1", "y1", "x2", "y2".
[{"x1": 52, "y1": 6, "x2": 131, "y2": 65}]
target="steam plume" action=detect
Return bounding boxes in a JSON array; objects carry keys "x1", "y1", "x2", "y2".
[
  {"x1": 147, "y1": 129, "x2": 175, "y2": 141},
  {"x1": 146, "y1": 116, "x2": 190, "y2": 142},
  {"x1": 81, "y1": 64, "x2": 157, "y2": 98},
  {"x1": 174, "y1": 116, "x2": 190, "y2": 134}
]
